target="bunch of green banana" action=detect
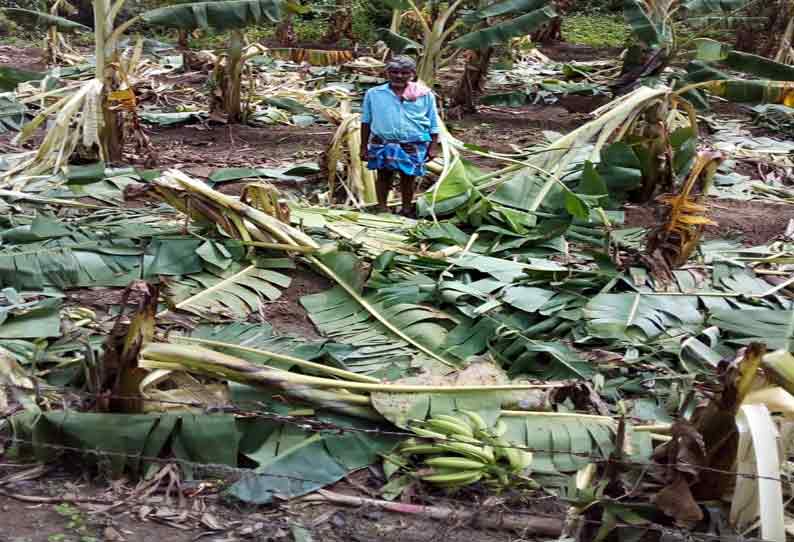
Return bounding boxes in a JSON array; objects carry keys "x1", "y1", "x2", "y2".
[{"x1": 398, "y1": 411, "x2": 534, "y2": 490}]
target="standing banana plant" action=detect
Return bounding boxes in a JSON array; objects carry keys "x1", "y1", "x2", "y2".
[
  {"x1": 448, "y1": 0, "x2": 557, "y2": 111},
  {"x1": 2, "y1": 0, "x2": 141, "y2": 185},
  {"x1": 141, "y1": 0, "x2": 287, "y2": 123},
  {"x1": 378, "y1": 0, "x2": 556, "y2": 87},
  {"x1": 614, "y1": 0, "x2": 760, "y2": 91}
]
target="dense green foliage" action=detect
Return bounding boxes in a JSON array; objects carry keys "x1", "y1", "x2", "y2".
[{"x1": 562, "y1": 14, "x2": 629, "y2": 47}]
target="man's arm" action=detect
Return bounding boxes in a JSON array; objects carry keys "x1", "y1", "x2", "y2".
[
  {"x1": 427, "y1": 133, "x2": 439, "y2": 162},
  {"x1": 360, "y1": 122, "x2": 371, "y2": 161},
  {"x1": 360, "y1": 90, "x2": 372, "y2": 161},
  {"x1": 426, "y1": 94, "x2": 440, "y2": 162}
]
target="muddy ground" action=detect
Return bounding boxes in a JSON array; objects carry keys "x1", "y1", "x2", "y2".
[{"x1": 1, "y1": 42, "x2": 793, "y2": 541}]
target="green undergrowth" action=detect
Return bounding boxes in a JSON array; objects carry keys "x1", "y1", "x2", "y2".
[{"x1": 562, "y1": 14, "x2": 629, "y2": 48}]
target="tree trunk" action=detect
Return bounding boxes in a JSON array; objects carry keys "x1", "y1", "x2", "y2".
[
  {"x1": 763, "y1": 1, "x2": 794, "y2": 58},
  {"x1": 450, "y1": 47, "x2": 493, "y2": 113},
  {"x1": 224, "y1": 30, "x2": 245, "y2": 123},
  {"x1": 531, "y1": 0, "x2": 571, "y2": 43},
  {"x1": 323, "y1": 3, "x2": 354, "y2": 43},
  {"x1": 531, "y1": 16, "x2": 562, "y2": 43},
  {"x1": 275, "y1": 12, "x2": 296, "y2": 46},
  {"x1": 101, "y1": 105, "x2": 124, "y2": 163},
  {"x1": 94, "y1": 0, "x2": 123, "y2": 162},
  {"x1": 177, "y1": 29, "x2": 189, "y2": 48},
  {"x1": 390, "y1": 8, "x2": 401, "y2": 32}
]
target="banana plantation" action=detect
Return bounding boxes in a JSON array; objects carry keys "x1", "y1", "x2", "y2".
[{"x1": 1, "y1": 0, "x2": 794, "y2": 540}]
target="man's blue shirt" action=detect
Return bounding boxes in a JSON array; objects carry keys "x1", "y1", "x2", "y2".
[{"x1": 361, "y1": 83, "x2": 439, "y2": 143}]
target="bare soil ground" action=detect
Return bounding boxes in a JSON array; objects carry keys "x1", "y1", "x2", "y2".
[
  {"x1": 625, "y1": 199, "x2": 794, "y2": 246},
  {"x1": 0, "y1": 45, "x2": 48, "y2": 72}
]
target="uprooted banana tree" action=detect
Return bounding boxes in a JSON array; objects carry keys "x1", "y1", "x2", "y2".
[
  {"x1": 141, "y1": 0, "x2": 291, "y2": 123},
  {"x1": 427, "y1": 85, "x2": 698, "y2": 222}
]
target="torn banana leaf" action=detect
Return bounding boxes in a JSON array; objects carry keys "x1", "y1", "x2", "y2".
[
  {"x1": 498, "y1": 412, "x2": 652, "y2": 475},
  {"x1": 1, "y1": 7, "x2": 90, "y2": 32},
  {"x1": 369, "y1": 362, "x2": 548, "y2": 428},
  {"x1": 141, "y1": 0, "x2": 281, "y2": 31},
  {"x1": 227, "y1": 412, "x2": 398, "y2": 504},
  {"x1": 584, "y1": 292, "x2": 703, "y2": 341},
  {"x1": 709, "y1": 309, "x2": 794, "y2": 350},
  {"x1": 449, "y1": 5, "x2": 557, "y2": 50},
  {"x1": 165, "y1": 260, "x2": 293, "y2": 319},
  {"x1": 300, "y1": 285, "x2": 459, "y2": 378},
  {"x1": 0, "y1": 242, "x2": 145, "y2": 289},
  {"x1": 0, "y1": 295, "x2": 61, "y2": 339},
  {"x1": 10, "y1": 410, "x2": 240, "y2": 477}
]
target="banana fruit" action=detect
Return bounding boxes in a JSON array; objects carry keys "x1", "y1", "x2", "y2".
[{"x1": 400, "y1": 412, "x2": 535, "y2": 491}]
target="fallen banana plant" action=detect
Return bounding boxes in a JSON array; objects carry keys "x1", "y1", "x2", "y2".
[
  {"x1": 426, "y1": 85, "x2": 698, "y2": 222},
  {"x1": 266, "y1": 48, "x2": 354, "y2": 66},
  {"x1": 139, "y1": 342, "x2": 560, "y2": 421},
  {"x1": 325, "y1": 101, "x2": 377, "y2": 207},
  {"x1": 151, "y1": 169, "x2": 458, "y2": 368}
]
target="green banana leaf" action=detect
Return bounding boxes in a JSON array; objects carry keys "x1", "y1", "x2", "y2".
[
  {"x1": 375, "y1": 28, "x2": 423, "y2": 54},
  {"x1": 682, "y1": 0, "x2": 753, "y2": 13},
  {"x1": 0, "y1": 67, "x2": 45, "y2": 92},
  {"x1": 1, "y1": 8, "x2": 90, "y2": 32},
  {"x1": 709, "y1": 309, "x2": 794, "y2": 351},
  {"x1": 693, "y1": 38, "x2": 731, "y2": 62},
  {"x1": 492, "y1": 337, "x2": 596, "y2": 380},
  {"x1": 584, "y1": 292, "x2": 703, "y2": 341},
  {"x1": 500, "y1": 414, "x2": 623, "y2": 474},
  {"x1": 722, "y1": 51, "x2": 794, "y2": 82},
  {"x1": 481, "y1": 91, "x2": 528, "y2": 107},
  {"x1": 490, "y1": 168, "x2": 563, "y2": 212},
  {"x1": 463, "y1": 0, "x2": 549, "y2": 22},
  {"x1": 179, "y1": 322, "x2": 358, "y2": 376},
  {"x1": 165, "y1": 260, "x2": 292, "y2": 319},
  {"x1": 0, "y1": 243, "x2": 146, "y2": 289},
  {"x1": 141, "y1": 0, "x2": 282, "y2": 31},
  {"x1": 449, "y1": 6, "x2": 557, "y2": 50},
  {"x1": 0, "y1": 94, "x2": 27, "y2": 133},
  {"x1": 300, "y1": 285, "x2": 459, "y2": 378},
  {"x1": 13, "y1": 411, "x2": 240, "y2": 477},
  {"x1": 623, "y1": 0, "x2": 664, "y2": 47},
  {"x1": 0, "y1": 295, "x2": 61, "y2": 339},
  {"x1": 422, "y1": 157, "x2": 480, "y2": 216},
  {"x1": 227, "y1": 412, "x2": 398, "y2": 504}
]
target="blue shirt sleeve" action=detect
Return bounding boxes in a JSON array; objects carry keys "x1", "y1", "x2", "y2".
[
  {"x1": 426, "y1": 94, "x2": 439, "y2": 135},
  {"x1": 361, "y1": 90, "x2": 372, "y2": 124}
]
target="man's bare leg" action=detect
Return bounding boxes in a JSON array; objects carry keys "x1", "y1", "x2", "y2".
[
  {"x1": 399, "y1": 173, "x2": 415, "y2": 217},
  {"x1": 376, "y1": 170, "x2": 394, "y2": 212}
]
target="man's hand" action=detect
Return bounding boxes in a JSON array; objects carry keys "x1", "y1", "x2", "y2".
[{"x1": 426, "y1": 143, "x2": 439, "y2": 162}]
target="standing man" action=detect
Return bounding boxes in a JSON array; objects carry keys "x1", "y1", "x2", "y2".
[{"x1": 359, "y1": 56, "x2": 440, "y2": 216}]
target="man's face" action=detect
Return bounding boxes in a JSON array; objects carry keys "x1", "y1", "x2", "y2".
[{"x1": 387, "y1": 68, "x2": 414, "y2": 89}]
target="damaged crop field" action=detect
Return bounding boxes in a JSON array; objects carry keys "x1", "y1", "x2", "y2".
[{"x1": 1, "y1": 0, "x2": 794, "y2": 540}]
